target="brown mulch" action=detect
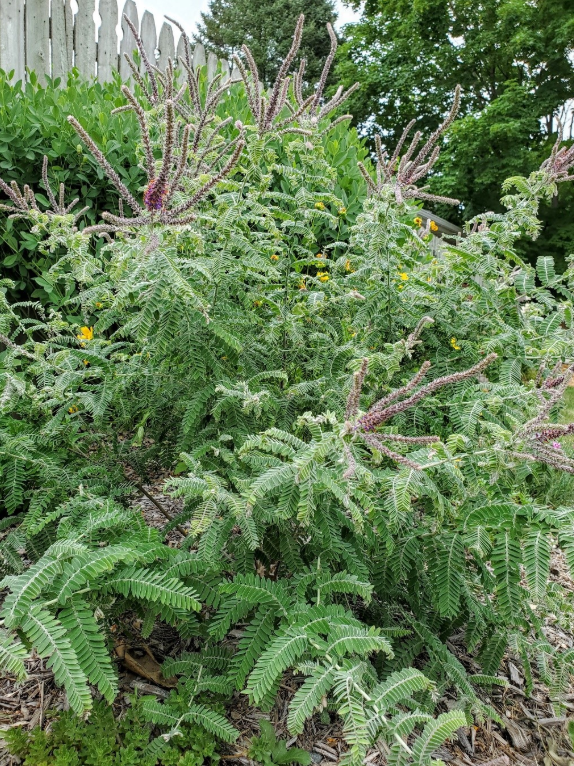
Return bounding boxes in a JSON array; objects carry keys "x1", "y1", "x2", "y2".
[{"x1": 1, "y1": 482, "x2": 574, "y2": 765}]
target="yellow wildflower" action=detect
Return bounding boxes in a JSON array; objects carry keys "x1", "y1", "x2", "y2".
[
  {"x1": 450, "y1": 337, "x2": 461, "y2": 351},
  {"x1": 430, "y1": 221, "x2": 439, "y2": 232},
  {"x1": 315, "y1": 202, "x2": 326, "y2": 211},
  {"x1": 77, "y1": 326, "x2": 94, "y2": 341},
  {"x1": 253, "y1": 300, "x2": 262, "y2": 307},
  {"x1": 338, "y1": 207, "x2": 347, "y2": 215},
  {"x1": 95, "y1": 302, "x2": 103, "y2": 309},
  {"x1": 68, "y1": 405, "x2": 78, "y2": 414},
  {"x1": 270, "y1": 254, "x2": 279, "y2": 262},
  {"x1": 316, "y1": 252, "x2": 324, "y2": 259},
  {"x1": 83, "y1": 360, "x2": 89, "y2": 366},
  {"x1": 298, "y1": 280, "x2": 307, "y2": 290},
  {"x1": 414, "y1": 216, "x2": 423, "y2": 226},
  {"x1": 399, "y1": 272, "x2": 409, "y2": 281},
  {"x1": 345, "y1": 259, "x2": 353, "y2": 272},
  {"x1": 317, "y1": 271, "x2": 329, "y2": 282}
]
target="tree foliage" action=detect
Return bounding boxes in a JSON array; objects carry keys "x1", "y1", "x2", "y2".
[
  {"x1": 336, "y1": 0, "x2": 574, "y2": 266},
  {"x1": 197, "y1": 0, "x2": 337, "y2": 88}
]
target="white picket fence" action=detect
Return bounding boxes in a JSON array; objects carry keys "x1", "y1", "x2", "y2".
[{"x1": 0, "y1": 0, "x2": 230, "y2": 83}]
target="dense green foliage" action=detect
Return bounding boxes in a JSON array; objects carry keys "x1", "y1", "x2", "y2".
[
  {"x1": 3, "y1": 698, "x2": 223, "y2": 766},
  {"x1": 336, "y1": 0, "x2": 574, "y2": 267},
  {"x1": 0, "y1": 70, "x2": 142, "y2": 304},
  {"x1": 247, "y1": 720, "x2": 311, "y2": 766},
  {"x1": 1, "y1": 16, "x2": 574, "y2": 766}
]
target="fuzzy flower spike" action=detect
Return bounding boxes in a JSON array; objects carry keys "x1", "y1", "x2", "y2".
[
  {"x1": 66, "y1": 36, "x2": 245, "y2": 231},
  {"x1": 511, "y1": 362, "x2": 574, "y2": 474},
  {"x1": 233, "y1": 15, "x2": 359, "y2": 136},
  {"x1": 344, "y1": 349, "x2": 498, "y2": 474},
  {"x1": 0, "y1": 156, "x2": 87, "y2": 226},
  {"x1": 358, "y1": 86, "x2": 461, "y2": 206}
]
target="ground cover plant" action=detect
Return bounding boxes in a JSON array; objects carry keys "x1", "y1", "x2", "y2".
[{"x1": 1, "y1": 14, "x2": 574, "y2": 765}]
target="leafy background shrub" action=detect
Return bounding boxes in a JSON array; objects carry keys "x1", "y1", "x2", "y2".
[{"x1": 0, "y1": 70, "x2": 141, "y2": 305}]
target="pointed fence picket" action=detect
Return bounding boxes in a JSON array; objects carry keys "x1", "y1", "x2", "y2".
[{"x1": 0, "y1": 0, "x2": 230, "y2": 84}]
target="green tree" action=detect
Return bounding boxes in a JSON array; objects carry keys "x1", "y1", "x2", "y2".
[
  {"x1": 196, "y1": 0, "x2": 337, "y2": 88},
  {"x1": 336, "y1": 0, "x2": 574, "y2": 265}
]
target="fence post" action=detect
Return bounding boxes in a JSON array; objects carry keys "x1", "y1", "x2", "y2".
[
  {"x1": 75, "y1": 0, "x2": 96, "y2": 78},
  {"x1": 192, "y1": 42, "x2": 206, "y2": 69},
  {"x1": 139, "y1": 10, "x2": 156, "y2": 72},
  {"x1": 119, "y1": 0, "x2": 138, "y2": 80},
  {"x1": 98, "y1": 0, "x2": 119, "y2": 81},
  {"x1": 0, "y1": 0, "x2": 25, "y2": 81},
  {"x1": 157, "y1": 21, "x2": 174, "y2": 71},
  {"x1": 25, "y1": 0, "x2": 50, "y2": 78},
  {"x1": 51, "y1": 0, "x2": 73, "y2": 81},
  {"x1": 176, "y1": 33, "x2": 191, "y2": 68}
]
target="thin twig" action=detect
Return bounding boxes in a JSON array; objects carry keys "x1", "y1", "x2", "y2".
[{"x1": 135, "y1": 483, "x2": 187, "y2": 537}]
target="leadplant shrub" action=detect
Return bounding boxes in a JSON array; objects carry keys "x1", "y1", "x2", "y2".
[
  {"x1": 0, "y1": 66, "x2": 368, "y2": 306},
  {"x1": 1, "y1": 14, "x2": 574, "y2": 765}
]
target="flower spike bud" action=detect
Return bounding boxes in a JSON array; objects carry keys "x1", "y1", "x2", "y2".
[
  {"x1": 364, "y1": 86, "x2": 462, "y2": 206},
  {"x1": 266, "y1": 14, "x2": 304, "y2": 127},
  {"x1": 68, "y1": 116, "x2": 142, "y2": 214},
  {"x1": 312, "y1": 22, "x2": 337, "y2": 111},
  {"x1": 122, "y1": 13, "x2": 159, "y2": 104},
  {"x1": 0, "y1": 157, "x2": 84, "y2": 223},
  {"x1": 342, "y1": 352, "x2": 497, "y2": 473}
]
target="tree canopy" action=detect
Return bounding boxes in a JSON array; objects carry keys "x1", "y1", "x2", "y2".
[
  {"x1": 336, "y1": 0, "x2": 574, "y2": 265},
  {"x1": 196, "y1": 0, "x2": 337, "y2": 88}
]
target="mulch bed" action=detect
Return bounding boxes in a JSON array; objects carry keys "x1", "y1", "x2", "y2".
[{"x1": 1, "y1": 481, "x2": 573, "y2": 766}]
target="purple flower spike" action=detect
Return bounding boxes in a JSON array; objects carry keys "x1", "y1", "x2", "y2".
[{"x1": 144, "y1": 178, "x2": 169, "y2": 211}]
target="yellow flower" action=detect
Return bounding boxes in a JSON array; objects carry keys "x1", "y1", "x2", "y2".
[
  {"x1": 316, "y1": 252, "x2": 324, "y2": 259},
  {"x1": 398, "y1": 285, "x2": 404, "y2": 291},
  {"x1": 399, "y1": 272, "x2": 409, "y2": 281},
  {"x1": 338, "y1": 207, "x2": 347, "y2": 215},
  {"x1": 345, "y1": 259, "x2": 353, "y2": 272},
  {"x1": 414, "y1": 216, "x2": 423, "y2": 226},
  {"x1": 430, "y1": 221, "x2": 439, "y2": 232},
  {"x1": 83, "y1": 360, "x2": 89, "y2": 366},
  {"x1": 77, "y1": 326, "x2": 94, "y2": 341},
  {"x1": 68, "y1": 405, "x2": 78, "y2": 414},
  {"x1": 450, "y1": 337, "x2": 461, "y2": 351},
  {"x1": 298, "y1": 280, "x2": 307, "y2": 290},
  {"x1": 95, "y1": 302, "x2": 103, "y2": 309},
  {"x1": 270, "y1": 254, "x2": 279, "y2": 262},
  {"x1": 253, "y1": 300, "x2": 262, "y2": 307},
  {"x1": 317, "y1": 271, "x2": 329, "y2": 282},
  {"x1": 315, "y1": 202, "x2": 326, "y2": 211}
]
